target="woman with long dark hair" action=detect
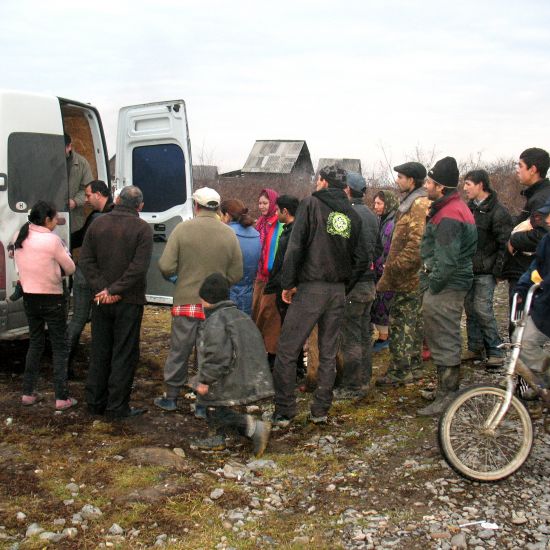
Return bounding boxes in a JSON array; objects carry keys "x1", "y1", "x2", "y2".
[
  {"x1": 220, "y1": 199, "x2": 261, "y2": 315},
  {"x1": 14, "y1": 201, "x2": 77, "y2": 410}
]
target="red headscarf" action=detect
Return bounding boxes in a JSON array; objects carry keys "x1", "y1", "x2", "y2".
[{"x1": 255, "y1": 188, "x2": 279, "y2": 244}]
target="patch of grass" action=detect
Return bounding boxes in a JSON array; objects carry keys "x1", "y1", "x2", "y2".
[{"x1": 110, "y1": 465, "x2": 167, "y2": 491}]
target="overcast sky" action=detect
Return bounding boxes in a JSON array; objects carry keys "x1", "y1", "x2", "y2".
[{"x1": 2, "y1": 0, "x2": 549, "y2": 174}]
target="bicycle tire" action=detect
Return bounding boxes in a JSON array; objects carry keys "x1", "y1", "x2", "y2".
[{"x1": 438, "y1": 384, "x2": 533, "y2": 482}]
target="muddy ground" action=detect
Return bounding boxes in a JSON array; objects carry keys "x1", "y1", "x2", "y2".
[{"x1": 0, "y1": 286, "x2": 548, "y2": 549}]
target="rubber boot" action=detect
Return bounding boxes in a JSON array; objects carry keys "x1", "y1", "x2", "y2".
[{"x1": 417, "y1": 365, "x2": 460, "y2": 416}]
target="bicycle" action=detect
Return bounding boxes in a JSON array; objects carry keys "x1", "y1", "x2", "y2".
[{"x1": 438, "y1": 283, "x2": 550, "y2": 482}]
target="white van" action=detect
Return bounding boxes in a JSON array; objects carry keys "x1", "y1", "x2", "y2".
[{"x1": 0, "y1": 90, "x2": 193, "y2": 339}]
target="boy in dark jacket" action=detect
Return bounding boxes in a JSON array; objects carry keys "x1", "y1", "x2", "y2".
[{"x1": 192, "y1": 273, "x2": 274, "y2": 457}]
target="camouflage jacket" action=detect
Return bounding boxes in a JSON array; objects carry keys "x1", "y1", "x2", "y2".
[{"x1": 377, "y1": 187, "x2": 431, "y2": 293}]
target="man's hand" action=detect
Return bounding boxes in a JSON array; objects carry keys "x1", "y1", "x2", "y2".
[
  {"x1": 94, "y1": 289, "x2": 122, "y2": 305},
  {"x1": 282, "y1": 287, "x2": 297, "y2": 304},
  {"x1": 68, "y1": 199, "x2": 77, "y2": 210},
  {"x1": 196, "y1": 383, "x2": 209, "y2": 396}
]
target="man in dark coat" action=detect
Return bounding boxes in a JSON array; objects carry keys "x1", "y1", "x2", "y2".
[
  {"x1": 79, "y1": 186, "x2": 153, "y2": 420},
  {"x1": 462, "y1": 170, "x2": 513, "y2": 368},
  {"x1": 502, "y1": 147, "x2": 550, "y2": 333},
  {"x1": 192, "y1": 273, "x2": 274, "y2": 457},
  {"x1": 272, "y1": 166, "x2": 368, "y2": 426}
]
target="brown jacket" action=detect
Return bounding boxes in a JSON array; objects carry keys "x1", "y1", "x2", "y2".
[
  {"x1": 377, "y1": 188, "x2": 431, "y2": 293},
  {"x1": 158, "y1": 210, "x2": 243, "y2": 305}
]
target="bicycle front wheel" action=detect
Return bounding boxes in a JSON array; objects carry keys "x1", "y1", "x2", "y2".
[{"x1": 438, "y1": 384, "x2": 533, "y2": 482}]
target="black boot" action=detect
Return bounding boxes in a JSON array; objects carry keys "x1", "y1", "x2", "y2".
[{"x1": 417, "y1": 365, "x2": 460, "y2": 416}]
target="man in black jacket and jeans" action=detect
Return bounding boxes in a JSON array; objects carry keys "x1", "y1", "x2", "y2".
[
  {"x1": 462, "y1": 170, "x2": 513, "y2": 368},
  {"x1": 502, "y1": 147, "x2": 550, "y2": 335},
  {"x1": 272, "y1": 166, "x2": 368, "y2": 426}
]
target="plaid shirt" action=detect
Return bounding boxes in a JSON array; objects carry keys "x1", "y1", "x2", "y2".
[{"x1": 171, "y1": 304, "x2": 205, "y2": 320}]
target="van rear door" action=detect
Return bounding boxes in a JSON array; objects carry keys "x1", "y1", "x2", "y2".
[{"x1": 115, "y1": 100, "x2": 193, "y2": 304}]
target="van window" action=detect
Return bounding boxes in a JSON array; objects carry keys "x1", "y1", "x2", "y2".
[
  {"x1": 8, "y1": 133, "x2": 67, "y2": 213},
  {"x1": 132, "y1": 144, "x2": 187, "y2": 213}
]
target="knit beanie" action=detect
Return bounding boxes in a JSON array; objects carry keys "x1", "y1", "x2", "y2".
[
  {"x1": 428, "y1": 157, "x2": 459, "y2": 188},
  {"x1": 199, "y1": 273, "x2": 230, "y2": 304}
]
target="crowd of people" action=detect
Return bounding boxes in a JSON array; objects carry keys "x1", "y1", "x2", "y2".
[{"x1": 10, "y1": 145, "x2": 550, "y2": 457}]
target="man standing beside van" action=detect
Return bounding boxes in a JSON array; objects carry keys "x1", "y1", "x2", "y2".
[
  {"x1": 65, "y1": 132, "x2": 93, "y2": 235},
  {"x1": 154, "y1": 187, "x2": 243, "y2": 411}
]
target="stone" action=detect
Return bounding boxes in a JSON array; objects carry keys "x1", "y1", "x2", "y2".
[
  {"x1": 25, "y1": 523, "x2": 44, "y2": 537},
  {"x1": 109, "y1": 523, "x2": 124, "y2": 535},
  {"x1": 450, "y1": 532, "x2": 467, "y2": 549},
  {"x1": 127, "y1": 447, "x2": 187, "y2": 472},
  {"x1": 222, "y1": 463, "x2": 248, "y2": 479},
  {"x1": 173, "y1": 448, "x2": 186, "y2": 458},
  {"x1": 15, "y1": 513, "x2": 26, "y2": 522},
  {"x1": 62, "y1": 527, "x2": 78, "y2": 539},
  {"x1": 326, "y1": 484, "x2": 336, "y2": 492},
  {"x1": 80, "y1": 504, "x2": 103, "y2": 520},
  {"x1": 210, "y1": 488, "x2": 224, "y2": 500},
  {"x1": 53, "y1": 518, "x2": 66, "y2": 526},
  {"x1": 38, "y1": 532, "x2": 58, "y2": 541},
  {"x1": 66, "y1": 482, "x2": 79, "y2": 493},
  {"x1": 246, "y1": 459, "x2": 276, "y2": 471},
  {"x1": 478, "y1": 529, "x2": 495, "y2": 539},
  {"x1": 71, "y1": 513, "x2": 83, "y2": 524}
]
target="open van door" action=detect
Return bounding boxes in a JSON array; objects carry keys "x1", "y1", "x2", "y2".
[{"x1": 115, "y1": 100, "x2": 193, "y2": 304}]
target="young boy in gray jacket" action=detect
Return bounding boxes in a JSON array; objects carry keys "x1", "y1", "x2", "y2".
[{"x1": 192, "y1": 273, "x2": 274, "y2": 457}]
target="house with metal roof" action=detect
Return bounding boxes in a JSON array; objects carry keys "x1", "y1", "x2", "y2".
[
  {"x1": 242, "y1": 140, "x2": 314, "y2": 177},
  {"x1": 316, "y1": 158, "x2": 362, "y2": 175}
]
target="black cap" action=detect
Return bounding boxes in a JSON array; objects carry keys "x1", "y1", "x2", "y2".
[
  {"x1": 346, "y1": 171, "x2": 366, "y2": 194},
  {"x1": 393, "y1": 162, "x2": 427, "y2": 180},
  {"x1": 199, "y1": 273, "x2": 230, "y2": 304},
  {"x1": 536, "y1": 198, "x2": 550, "y2": 216},
  {"x1": 427, "y1": 156, "x2": 459, "y2": 188},
  {"x1": 319, "y1": 165, "x2": 347, "y2": 189}
]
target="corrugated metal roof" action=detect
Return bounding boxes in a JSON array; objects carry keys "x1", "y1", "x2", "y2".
[
  {"x1": 243, "y1": 140, "x2": 309, "y2": 174},
  {"x1": 317, "y1": 158, "x2": 362, "y2": 174}
]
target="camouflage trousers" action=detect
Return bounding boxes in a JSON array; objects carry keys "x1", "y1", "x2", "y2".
[{"x1": 388, "y1": 290, "x2": 423, "y2": 372}]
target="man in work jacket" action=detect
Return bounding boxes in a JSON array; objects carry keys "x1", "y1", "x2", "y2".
[
  {"x1": 376, "y1": 162, "x2": 430, "y2": 386},
  {"x1": 417, "y1": 157, "x2": 477, "y2": 416}
]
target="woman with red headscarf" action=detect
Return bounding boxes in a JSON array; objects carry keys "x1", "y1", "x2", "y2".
[{"x1": 252, "y1": 188, "x2": 283, "y2": 362}]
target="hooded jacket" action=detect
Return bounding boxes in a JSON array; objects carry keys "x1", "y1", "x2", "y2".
[
  {"x1": 467, "y1": 190, "x2": 513, "y2": 277},
  {"x1": 420, "y1": 191, "x2": 477, "y2": 294},
  {"x1": 280, "y1": 188, "x2": 367, "y2": 291},
  {"x1": 197, "y1": 301, "x2": 275, "y2": 406}
]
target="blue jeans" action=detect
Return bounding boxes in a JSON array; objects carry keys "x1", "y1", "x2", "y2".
[{"x1": 464, "y1": 274, "x2": 503, "y2": 358}]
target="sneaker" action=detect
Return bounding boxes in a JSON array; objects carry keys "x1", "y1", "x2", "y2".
[
  {"x1": 21, "y1": 393, "x2": 40, "y2": 406},
  {"x1": 271, "y1": 414, "x2": 292, "y2": 428},
  {"x1": 154, "y1": 394, "x2": 178, "y2": 412},
  {"x1": 309, "y1": 414, "x2": 328, "y2": 425},
  {"x1": 461, "y1": 350, "x2": 484, "y2": 362},
  {"x1": 55, "y1": 397, "x2": 78, "y2": 411},
  {"x1": 373, "y1": 339, "x2": 390, "y2": 352},
  {"x1": 486, "y1": 356, "x2": 504, "y2": 369},
  {"x1": 193, "y1": 434, "x2": 227, "y2": 451},
  {"x1": 251, "y1": 420, "x2": 271, "y2": 458}
]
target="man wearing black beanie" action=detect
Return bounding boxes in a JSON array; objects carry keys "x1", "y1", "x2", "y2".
[{"x1": 417, "y1": 157, "x2": 478, "y2": 416}]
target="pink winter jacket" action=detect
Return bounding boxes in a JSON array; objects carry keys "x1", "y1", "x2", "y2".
[{"x1": 14, "y1": 224, "x2": 75, "y2": 295}]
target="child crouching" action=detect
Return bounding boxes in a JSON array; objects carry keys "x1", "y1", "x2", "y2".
[{"x1": 192, "y1": 273, "x2": 274, "y2": 457}]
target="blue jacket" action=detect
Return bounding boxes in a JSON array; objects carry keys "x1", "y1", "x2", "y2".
[{"x1": 228, "y1": 222, "x2": 261, "y2": 315}]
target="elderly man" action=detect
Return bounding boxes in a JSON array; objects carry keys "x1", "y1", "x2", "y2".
[
  {"x1": 376, "y1": 162, "x2": 430, "y2": 386},
  {"x1": 417, "y1": 157, "x2": 477, "y2": 416},
  {"x1": 154, "y1": 187, "x2": 243, "y2": 411},
  {"x1": 79, "y1": 186, "x2": 153, "y2": 420}
]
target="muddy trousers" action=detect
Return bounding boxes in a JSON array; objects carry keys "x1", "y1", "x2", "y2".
[
  {"x1": 86, "y1": 302, "x2": 143, "y2": 416},
  {"x1": 273, "y1": 281, "x2": 345, "y2": 418}
]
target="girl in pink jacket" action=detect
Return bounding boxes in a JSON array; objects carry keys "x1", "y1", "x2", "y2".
[{"x1": 14, "y1": 201, "x2": 77, "y2": 410}]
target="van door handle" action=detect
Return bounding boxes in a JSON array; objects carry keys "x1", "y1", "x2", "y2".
[
  {"x1": 153, "y1": 234, "x2": 167, "y2": 243},
  {"x1": 0, "y1": 173, "x2": 6, "y2": 191}
]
